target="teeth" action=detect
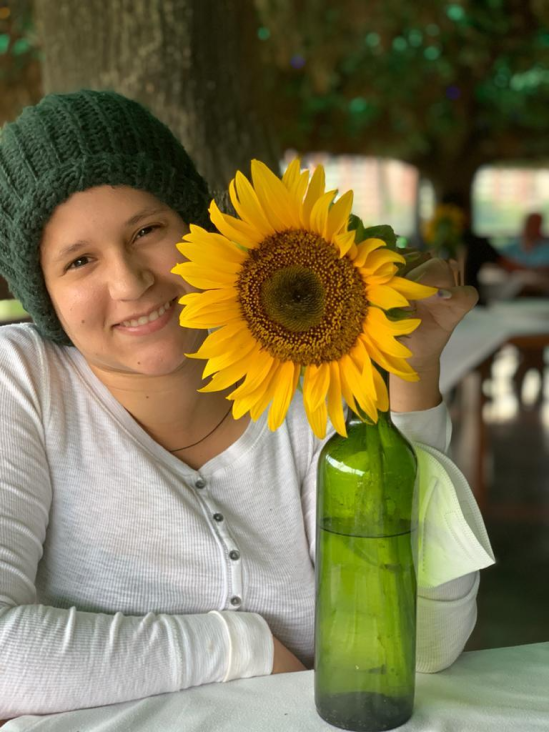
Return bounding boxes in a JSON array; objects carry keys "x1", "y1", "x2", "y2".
[{"x1": 121, "y1": 300, "x2": 172, "y2": 328}]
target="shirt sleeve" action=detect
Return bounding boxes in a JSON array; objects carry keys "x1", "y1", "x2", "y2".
[
  {"x1": 393, "y1": 403, "x2": 484, "y2": 671},
  {"x1": 0, "y1": 338, "x2": 272, "y2": 717},
  {"x1": 391, "y1": 400, "x2": 452, "y2": 453}
]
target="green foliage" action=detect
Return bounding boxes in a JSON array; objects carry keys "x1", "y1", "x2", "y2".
[
  {"x1": 0, "y1": 1, "x2": 41, "y2": 77},
  {"x1": 256, "y1": 0, "x2": 549, "y2": 182}
]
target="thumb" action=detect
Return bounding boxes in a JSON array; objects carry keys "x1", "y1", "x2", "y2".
[{"x1": 436, "y1": 284, "x2": 478, "y2": 303}]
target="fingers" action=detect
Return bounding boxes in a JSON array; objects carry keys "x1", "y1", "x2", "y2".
[
  {"x1": 448, "y1": 258, "x2": 464, "y2": 287},
  {"x1": 404, "y1": 257, "x2": 455, "y2": 288},
  {"x1": 399, "y1": 250, "x2": 432, "y2": 277},
  {"x1": 433, "y1": 284, "x2": 479, "y2": 317}
]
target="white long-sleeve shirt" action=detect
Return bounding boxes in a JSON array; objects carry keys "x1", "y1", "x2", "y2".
[{"x1": 0, "y1": 324, "x2": 490, "y2": 717}]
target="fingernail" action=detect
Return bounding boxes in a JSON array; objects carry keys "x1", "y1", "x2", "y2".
[{"x1": 437, "y1": 288, "x2": 453, "y2": 299}]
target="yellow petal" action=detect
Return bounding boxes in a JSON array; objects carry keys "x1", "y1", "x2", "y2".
[
  {"x1": 363, "y1": 265, "x2": 399, "y2": 285},
  {"x1": 302, "y1": 165, "x2": 326, "y2": 227},
  {"x1": 231, "y1": 357, "x2": 279, "y2": 419},
  {"x1": 208, "y1": 200, "x2": 263, "y2": 249},
  {"x1": 390, "y1": 277, "x2": 438, "y2": 301},
  {"x1": 367, "y1": 307, "x2": 421, "y2": 336},
  {"x1": 347, "y1": 243, "x2": 358, "y2": 260},
  {"x1": 361, "y1": 248, "x2": 405, "y2": 274},
  {"x1": 302, "y1": 363, "x2": 331, "y2": 414},
  {"x1": 327, "y1": 362, "x2": 347, "y2": 437},
  {"x1": 352, "y1": 238, "x2": 386, "y2": 267},
  {"x1": 268, "y1": 361, "x2": 299, "y2": 431},
  {"x1": 231, "y1": 173, "x2": 275, "y2": 238},
  {"x1": 185, "y1": 321, "x2": 248, "y2": 359},
  {"x1": 325, "y1": 190, "x2": 354, "y2": 243},
  {"x1": 366, "y1": 284, "x2": 410, "y2": 310},
  {"x1": 251, "y1": 159, "x2": 301, "y2": 230},
  {"x1": 179, "y1": 301, "x2": 242, "y2": 328},
  {"x1": 182, "y1": 226, "x2": 247, "y2": 264},
  {"x1": 179, "y1": 287, "x2": 238, "y2": 314},
  {"x1": 333, "y1": 230, "x2": 356, "y2": 258},
  {"x1": 367, "y1": 327, "x2": 412, "y2": 358},
  {"x1": 249, "y1": 361, "x2": 282, "y2": 420},
  {"x1": 303, "y1": 398, "x2": 329, "y2": 439},
  {"x1": 283, "y1": 162, "x2": 310, "y2": 218},
  {"x1": 349, "y1": 339, "x2": 375, "y2": 397},
  {"x1": 340, "y1": 353, "x2": 378, "y2": 422},
  {"x1": 202, "y1": 334, "x2": 257, "y2": 378},
  {"x1": 372, "y1": 367, "x2": 389, "y2": 412},
  {"x1": 309, "y1": 190, "x2": 337, "y2": 239},
  {"x1": 198, "y1": 350, "x2": 256, "y2": 393},
  {"x1": 294, "y1": 170, "x2": 310, "y2": 204},
  {"x1": 228, "y1": 348, "x2": 275, "y2": 401},
  {"x1": 172, "y1": 263, "x2": 238, "y2": 290},
  {"x1": 360, "y1": 332, "x2": 419, "y2": 382},
  {"x1": 282, "y1": 158, "x2": 302, "y2": 191}
]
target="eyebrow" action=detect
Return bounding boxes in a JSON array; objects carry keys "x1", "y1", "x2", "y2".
[
  {"x1": 124, "y1": 205, "x2": 170, "y2": 228},
  {"x1": 52, "y1": 206, "x2": 171, "y2": 264}
]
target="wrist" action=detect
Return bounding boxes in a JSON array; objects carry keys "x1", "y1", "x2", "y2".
[{"x1": 389, "y1": 362, "x2": 442, "y2": 413}]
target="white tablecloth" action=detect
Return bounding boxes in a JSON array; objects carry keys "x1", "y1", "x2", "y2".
[
  {"x1": 440, "y1": 299, "x2": 549, "y2": 393},
  {"x1": 6, "y1": 642, "x2": 549, "y2": 732}
]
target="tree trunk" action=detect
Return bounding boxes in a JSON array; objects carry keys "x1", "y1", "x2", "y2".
[{"x1": 34, "y1": 0, "x2": 280, "y2": 192}]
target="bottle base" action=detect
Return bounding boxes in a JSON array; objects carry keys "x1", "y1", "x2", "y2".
[{"x1": 316, "y1": 691, "x2": 412, "y2": 732}]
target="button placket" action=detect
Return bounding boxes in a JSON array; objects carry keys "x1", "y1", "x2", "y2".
[{"x1": 194, "y1": 474, "x2": 244, "y2": 610}]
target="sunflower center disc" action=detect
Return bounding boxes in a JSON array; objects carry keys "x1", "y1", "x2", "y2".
[
  {"x1": 261, "y1": 266, "x2": 325, "y2": 332},
  {"x1": 237, "y1": 229, "x2": 369, "y2": 366}
]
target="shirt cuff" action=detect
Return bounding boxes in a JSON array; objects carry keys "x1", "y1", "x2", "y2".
[
  {"x1": 209, "y1": 611, "x2": 274, "y2": 682},
  {"x1": 391, "y1": 401, "x2": 451, "y2": 454}
]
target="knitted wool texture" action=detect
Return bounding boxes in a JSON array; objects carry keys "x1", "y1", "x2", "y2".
[{"x1": 0, "y1": 90, "x2": 212, "y2": 345}]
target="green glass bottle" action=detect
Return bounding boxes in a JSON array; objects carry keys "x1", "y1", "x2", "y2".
[{"x1": 314, "y1": 400, "x2": 418, "y2": 732}]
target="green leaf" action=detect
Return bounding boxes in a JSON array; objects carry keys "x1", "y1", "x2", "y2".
[
  {"x1": 385, "y1": 307, "x2": 414, "y2": 322},
  {"x1": 361, "y1": 225, "x2": 399, "y2": 249},
  {"x1": 348, "y1": 216, "x2": 399, "y2": 250}
]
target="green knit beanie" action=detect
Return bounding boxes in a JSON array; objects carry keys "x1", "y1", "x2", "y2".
[{"x1": 0, "y1": 89, "x2": 212, "y2": 345}]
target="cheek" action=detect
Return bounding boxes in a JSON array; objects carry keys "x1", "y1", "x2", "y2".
[{"x1": 49, "y1": 282, "x2": 105, "y2": 337}]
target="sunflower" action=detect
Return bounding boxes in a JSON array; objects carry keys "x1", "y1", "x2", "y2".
[{"x1": 172, "y1": 159, "x2": 436, "y2": 439}]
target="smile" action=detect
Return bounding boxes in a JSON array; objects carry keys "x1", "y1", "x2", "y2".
[
  {"x1": 120, "y1": 300, "x2": 174, "y2": 327},
  {"x1": 114, "y1": 298, "x2": 179, "y2": 337}
]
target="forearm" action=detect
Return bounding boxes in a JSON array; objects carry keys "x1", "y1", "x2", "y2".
[
  {"x1": 389, "y1": 363, "x2": 442, "y2": 413},
  {"x1": 0, "y1": 604, "x2": 272, "y2": 717}
]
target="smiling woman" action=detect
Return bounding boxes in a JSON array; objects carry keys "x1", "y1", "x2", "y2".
[
  {"x1": 40, "y1": 186, "x2": 195, "y2": 377},
  {"x1": 0, "y1": 90, "x2": 491, "y2": 723}
]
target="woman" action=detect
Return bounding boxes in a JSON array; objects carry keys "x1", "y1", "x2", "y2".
[{"x1": 0, "y1": 90, "x2": 489, "y2": 718}]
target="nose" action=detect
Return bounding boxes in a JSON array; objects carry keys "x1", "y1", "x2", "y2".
[{"x1": 107, "y1": 251, "x2": 154, "y2": 301}]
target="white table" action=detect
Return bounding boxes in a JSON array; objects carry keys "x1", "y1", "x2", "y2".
[
  {"x1": 5, "y1": 643, "x2": 548, "y2": 732},
  {"x1": 440, "y1": 298, "x2": 549, "y2": 394}
]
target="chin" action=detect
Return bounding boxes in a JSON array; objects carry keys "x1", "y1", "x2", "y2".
[{"x1": 128, "y1": 351, "x2": 188, "y2": 377}]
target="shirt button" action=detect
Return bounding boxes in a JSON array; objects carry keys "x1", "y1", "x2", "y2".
[
  {"x1": 213, "y1": 513, "x2": 224, "y2": 522},
  {"x1": 230, "y1": 596, "x2": 241, "y2": 607},
  {"x1": 229, "y1": 550, "x2": 240, "y2": 561},
  {"x1": 195, "y1": 478, "x2": 206, "y2": 489}
]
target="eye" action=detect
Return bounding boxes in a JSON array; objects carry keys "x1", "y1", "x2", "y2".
[
  {"x1": 135, "y1": 224, "x2": 160, "y2": 241},
  {"x1": 67, "y1": 255, "x2": 90, "y2": 270}
]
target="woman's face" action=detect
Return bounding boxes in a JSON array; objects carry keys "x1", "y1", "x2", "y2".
[{"x1": 41, "y1": 185, "x2": 201, "y2": 377}]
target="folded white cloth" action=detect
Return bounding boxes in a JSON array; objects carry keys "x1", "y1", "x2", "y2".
[{"x1": 414, "y1": 443, "x2": 495, "y2": 589}]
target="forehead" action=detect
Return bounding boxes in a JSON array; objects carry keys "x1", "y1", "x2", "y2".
[{"x1": 40, "y1": 186, "x2": 172, "y2": 253}]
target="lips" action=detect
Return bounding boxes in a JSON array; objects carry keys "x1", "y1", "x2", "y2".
[{"x1": 115, "y1": 298, "x2": 177, "y2": 328}]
